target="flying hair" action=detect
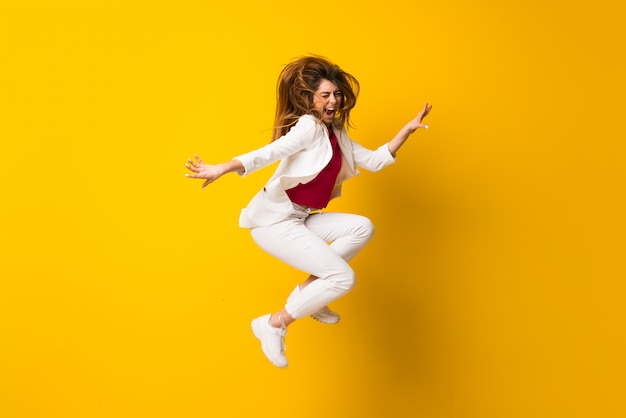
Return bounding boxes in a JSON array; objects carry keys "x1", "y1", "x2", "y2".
[{"x1": 272, "y1": 55, "x2": 360, "y2": 141}]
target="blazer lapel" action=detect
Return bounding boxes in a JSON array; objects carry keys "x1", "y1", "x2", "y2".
[{"x1": 334, "y1": 126, "x2": 357, "y2": 176}]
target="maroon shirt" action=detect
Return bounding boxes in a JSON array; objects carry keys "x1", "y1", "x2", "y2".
[{"x1": 286, "y1": 126, "x2": 342, "y2": 209}]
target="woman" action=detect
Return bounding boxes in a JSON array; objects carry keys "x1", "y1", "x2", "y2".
[{"x1": 186, "y1": 55, "x2": 431, "y2": 368}]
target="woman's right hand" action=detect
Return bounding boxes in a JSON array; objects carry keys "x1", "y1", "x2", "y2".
[{"x1": 185, "y1": 154, "x2": 224, "y2": 189}]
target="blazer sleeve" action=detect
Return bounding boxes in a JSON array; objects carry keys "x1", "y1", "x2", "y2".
[
  {"x1": 233, "y1": 116, "x2": 317, "y2": 177},
  {"x1": 350, "y1": 140, "x2": 396, "y2": 172}
]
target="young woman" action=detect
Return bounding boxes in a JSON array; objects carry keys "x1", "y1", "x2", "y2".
[{"x1": 186, "y1": 55, "x2": 432, "y2": 367}]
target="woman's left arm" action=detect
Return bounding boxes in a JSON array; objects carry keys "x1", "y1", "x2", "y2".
[{"x1": 387, "y1": 102, "x2": 432, "y2": 157}]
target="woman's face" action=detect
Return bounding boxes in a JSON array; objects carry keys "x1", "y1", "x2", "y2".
[{"x1": 313, "y1": 79, "x2": 343, "y2": 126}]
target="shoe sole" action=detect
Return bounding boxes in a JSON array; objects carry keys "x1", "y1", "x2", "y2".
[{"x1": 311, "y1": 314, "x2": 340, "y2": 324}]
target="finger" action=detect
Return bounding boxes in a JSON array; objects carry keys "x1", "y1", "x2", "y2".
[
  {"x1": 202, "y1": 179, "x2": 211, "y2": 189},
  {"x1": 194, "y1": 154, "x2": 204, "y2": 164}
]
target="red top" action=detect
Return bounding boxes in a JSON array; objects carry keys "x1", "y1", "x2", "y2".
[{"x1": 286, "y1": 126, "x2": 342, "y2": 209}]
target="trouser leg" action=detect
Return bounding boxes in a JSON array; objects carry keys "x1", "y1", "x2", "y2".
[{"x1": 250, "y1": 212, "x2": 374, "y2": 319}]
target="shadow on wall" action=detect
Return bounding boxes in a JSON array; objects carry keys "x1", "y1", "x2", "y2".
[{"x1": 348, "y1": 161, "x2": 486, "y2": 406}]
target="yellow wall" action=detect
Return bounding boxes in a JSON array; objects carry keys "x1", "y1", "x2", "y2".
[{"x1": 1, "y1": 1, "x2": 624, "y2": 417}]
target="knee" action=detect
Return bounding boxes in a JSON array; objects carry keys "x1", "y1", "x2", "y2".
[
  {"x1": 332, "y1": 268, "x2": 356, "y2": 293},
  {"x1": 356, "y1": 216, "x2": 375, "y2": 241}
]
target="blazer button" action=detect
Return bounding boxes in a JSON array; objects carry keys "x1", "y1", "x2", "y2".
[{"x1": 263, "y1": 187, "x2": 267, "y2": 192}]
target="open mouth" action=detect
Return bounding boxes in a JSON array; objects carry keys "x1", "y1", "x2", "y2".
[{"x1": 325, "y1": 108, "x2": 336, "y2": 117}]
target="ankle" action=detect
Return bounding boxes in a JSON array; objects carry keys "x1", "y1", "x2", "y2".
[
  {"x1": 270, "y1": 314, "x2": 286, "y2": 329},
  {"x1": 269, "y1": 315, "x2": 277, "y2": 328}
]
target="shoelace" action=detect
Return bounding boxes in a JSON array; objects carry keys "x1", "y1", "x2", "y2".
[{"x1": 278, "y1": 316, "x2": 287, "y2": 352}]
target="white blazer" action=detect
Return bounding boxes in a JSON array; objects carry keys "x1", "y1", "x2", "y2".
[{"x1": 234, "y1": 114, "x2": 396, "y2": 228}]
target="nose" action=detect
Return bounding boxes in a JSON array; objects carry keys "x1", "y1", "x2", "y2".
[{"x1": 328, "y1": 95, "x2": 337, "y2": 106}]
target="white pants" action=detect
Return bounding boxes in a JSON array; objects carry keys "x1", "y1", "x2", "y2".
[{"x1": 250, "y1": 204, "x2": 375, "y2": 319}]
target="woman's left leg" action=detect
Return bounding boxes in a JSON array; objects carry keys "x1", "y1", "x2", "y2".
[
  {"x1": 305, "y1": 212, "x2": 375, "y2": 261},
  {"x1": 285, "y1": 212, "x2": 375, "y2": 315},
  {"x1": 250, "y1": 212, "x2": 375, "y2": 367}
]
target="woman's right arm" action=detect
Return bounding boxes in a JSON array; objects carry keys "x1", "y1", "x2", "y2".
[
  {"x1": 185, "y1": 155, "x2": 245, "y2": 189},
  {"x1": 233, "y1": 116, "x2": 316, "y2": 176},
  {"x1": 185, "y1": 115, "x2": 317, "y2": 189}
]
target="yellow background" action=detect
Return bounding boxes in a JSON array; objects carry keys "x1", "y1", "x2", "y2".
[{"x1": 1, "y1": 1, "x2": 624, "y2": 417}]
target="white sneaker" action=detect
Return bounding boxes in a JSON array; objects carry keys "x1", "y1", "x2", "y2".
[
  {"x1": 311, "y1": 305, "x2": 341, "y2": 324},
  {"x1": 287, "y1": 285, "x2": 341, "y2": 324},
  {"x1": 251, "y1": 314, "x2": 288, "y2": 368}
]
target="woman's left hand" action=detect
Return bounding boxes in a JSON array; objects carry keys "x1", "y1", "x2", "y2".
[{"x1": 405, "y1": 102, "x2": 433, "y2": 133}]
